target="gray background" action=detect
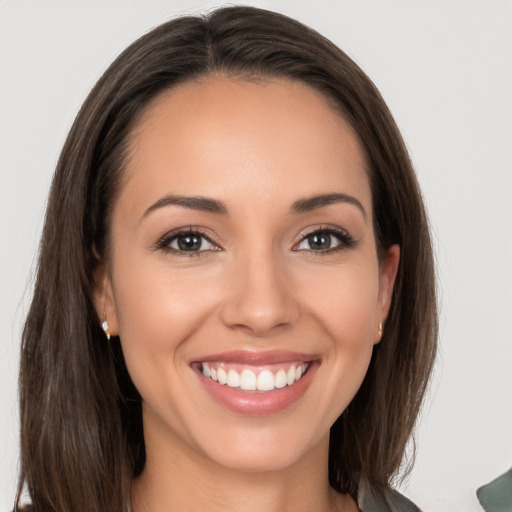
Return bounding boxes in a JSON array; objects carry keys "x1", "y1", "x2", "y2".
[{"x1": 1, "y1": 1, "x2": 511, "y2": 510}]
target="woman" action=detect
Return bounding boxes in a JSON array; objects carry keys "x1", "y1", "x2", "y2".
[{"x1": 16, "y1": 6, "x2": 437, "y2": 512}]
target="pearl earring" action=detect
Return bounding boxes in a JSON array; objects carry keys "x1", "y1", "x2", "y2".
[{"x1": 378, "y1": 321, "x2": 383, "y2": 340}]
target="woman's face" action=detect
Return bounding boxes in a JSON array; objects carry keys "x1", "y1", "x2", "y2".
[{"x1": 99, "y1": 77, "x2": 399, "y2": 473}]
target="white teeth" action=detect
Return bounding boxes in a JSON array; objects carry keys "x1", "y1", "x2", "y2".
[
  {"x1": 286, "y1": 366, "x2": 296, "y2": 386},
  {"x1": 201, "y1": 362, "x2": 310, "y2": 392},
  {"x1": 240, "y1": 369, "x2": 257, "y2": 390},
  {"x1": 275, "y1": 369, "x2": 287, "y2": 388},
  {"x1": 217, "y1": 367, "x2": 227, "y2": 385},
  {"x1": 257, "y1": 370, "x2": 275, "y2": 391},
  {"x1": 227, "y1": 369, "x2": 240, "y2": 388}
]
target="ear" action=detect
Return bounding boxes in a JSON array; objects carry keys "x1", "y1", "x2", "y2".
[
  {"x1": 92, "y1": 259, "x2": 119, "y2": 339},
  {"x1": 376, "y1": 244, "x2": 400, "y2": 342}
]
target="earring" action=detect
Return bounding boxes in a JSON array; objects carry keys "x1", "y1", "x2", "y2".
[
  {"x1": 102, "y1": 312, "x2": 111, "y2": 340},
  {"x1": 377, "y1": 321, "x2": 383, "y2": 340}
]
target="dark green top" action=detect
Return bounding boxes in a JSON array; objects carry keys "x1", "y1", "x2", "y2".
[
  {"x1": 477, "y1": 467, "x2": 512, "y2": 512},
  {"x1": 358, "y1": 482, "x2": 421, "y2": 512}
]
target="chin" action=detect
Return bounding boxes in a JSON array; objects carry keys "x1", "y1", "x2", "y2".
[
  {"x1": 190, "y1": 420, "x2": 328, "y2": 475},
  {"x1": 204, "y1": 445, "x2": 308, "y2": 474}
]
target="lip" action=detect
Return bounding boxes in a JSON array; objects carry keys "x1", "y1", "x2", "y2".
[
  {"x1": 193, "y1": 349, "x2": 314, "y2": 365},
  {"x1": 191, "y1": 350, "x2": 318, "y2": 416}
]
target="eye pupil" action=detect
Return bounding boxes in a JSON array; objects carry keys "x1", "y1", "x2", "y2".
[
  {"x1": 308, "y1": 233, "x2": 331, "y2": 250},
  {"x1": 178, "y1": 234, "x2": 202, "y2": 251}
]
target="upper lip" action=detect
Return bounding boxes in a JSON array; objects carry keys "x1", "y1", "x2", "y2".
[{"x1": 192, "y1": 350, "x2": 315, "y2": 365}]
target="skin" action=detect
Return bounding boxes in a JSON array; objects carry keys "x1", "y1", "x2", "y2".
[{"x1": 95, "y1": 76, "x2": 399, "y2": 512}]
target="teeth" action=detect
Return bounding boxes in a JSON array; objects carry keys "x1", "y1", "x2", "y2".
[
  {"x1": 217, "y1": 367, "x2": 227, "y2": 385},
  {"x1": 275, "y1": 369, "x2": 287, "y2": 388},
  {"x1": 227, "y1": 369, "x2": 240, "y2": 388},
  {"x1": 201, "y1": 363, "x2": 309, "y2": 392},
  {"x1": 240, "y1": 369, "x2": 257, "y2": 391},
  {"x1": 257, "y1": 370, "x2": 275, "y2": 391},
  {"x1": 286, "y1": 367, "x2": 296, "y2": 386}
]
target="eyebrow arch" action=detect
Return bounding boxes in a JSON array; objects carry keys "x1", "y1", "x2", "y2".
[
  {"x1": 289, "y1": 193, "x2": 366, "y2": 220},
  {"x1": 142, "y1": 194, "x2": 229, "y2": 218}
]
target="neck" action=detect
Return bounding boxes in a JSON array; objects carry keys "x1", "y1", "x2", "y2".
[{"x1": 131, "y1": 427, "x2": 356, "y2": 512}]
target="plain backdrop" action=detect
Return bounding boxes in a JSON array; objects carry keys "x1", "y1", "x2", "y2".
[{"x1": 1, "y1": 1, "x2": 511, "y2": 510}]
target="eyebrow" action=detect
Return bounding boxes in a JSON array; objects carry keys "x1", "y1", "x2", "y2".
[
  {"x1": 142, "y1": 192, "x2": 366, "y2": 220},
  {"x1": 289, "y1": 193, "x2": 366, "y2": 220},
  {"x1": 142, "y1": 195, "x2": 229, "y2": 218}
]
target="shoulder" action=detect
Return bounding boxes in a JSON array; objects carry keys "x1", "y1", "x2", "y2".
[{"x1": 358, "y1": 483, "x2": 421, "y2": 512}]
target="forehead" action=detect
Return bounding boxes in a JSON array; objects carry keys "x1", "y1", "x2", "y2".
[{"x1": 121, "y1": 76, "x2": 371, "y2": 214}]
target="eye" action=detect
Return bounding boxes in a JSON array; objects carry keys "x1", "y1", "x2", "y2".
[
  {"x1": 169, "y1": 233, "x2": 214, "y2": 252},
  {"x1": 156, "y1": 228, "x2": 220, "y2": 255},
  {"x1": 294, "y1": 227, "x2": 355, "y2": 253}
]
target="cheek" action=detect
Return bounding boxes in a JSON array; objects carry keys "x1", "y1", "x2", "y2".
[
  {"x1": 299, "y1": 258, "x2": 380, "y2": 341},
  {"x1": 295, "y1": 260, "x2": 379, "y2": 409},
  {"x1": 109, "y1": 251, "x2": 221, "y2": 390}
]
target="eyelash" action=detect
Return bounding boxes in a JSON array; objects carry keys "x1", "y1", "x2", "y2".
[
  {"x1": 154, "y1": 224, "x2": 356, "y2": 257},
  {"x1": 155, "y1": 227, "x2": 220, "y2": 257},
  {"x1": 293, "y1": 225, "x2": 356, "y2": 255}
]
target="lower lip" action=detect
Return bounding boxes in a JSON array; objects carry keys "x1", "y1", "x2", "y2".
[{"x1": 196, "y1": 363, "x2": 317, "y2": 416}]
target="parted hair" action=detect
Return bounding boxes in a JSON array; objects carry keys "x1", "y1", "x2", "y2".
[{"x1": 16, "y1": 6, "x2": 437, "y2": 511}]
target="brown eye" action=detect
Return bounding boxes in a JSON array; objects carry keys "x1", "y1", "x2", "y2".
[
  {"x1": 295, "y1": 227, "x2": 355, "y2": 253},
  {"x1": 176, "y1": 234, "x2": 203, "y2": 251},
  {"x1": 306, "y1": 232, "x2": 334, "y2": 250},
  {"x1": 166, "y1": 232, "x2": 217, "y2": 252}
]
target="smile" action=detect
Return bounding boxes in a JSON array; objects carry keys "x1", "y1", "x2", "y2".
[
  {"x1": 193, "y1": 351, "x2": 317, "y2": 415},
  {"x1": 201, "y1": 362, "x2": 310, "y2": 392}
]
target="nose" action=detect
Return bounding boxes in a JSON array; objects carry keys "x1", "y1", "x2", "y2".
[{"x1": 219, "y1": 251, "x2": 300, "y2": 336}]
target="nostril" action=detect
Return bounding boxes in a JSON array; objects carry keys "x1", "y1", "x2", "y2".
[{"x1": 219, "y1": 286, "x2": 299, "y2": 336}]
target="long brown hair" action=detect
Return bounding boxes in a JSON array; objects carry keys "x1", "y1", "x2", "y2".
[{"x1": 17, "y1": 6, "x2": 437, "y2": 511}]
